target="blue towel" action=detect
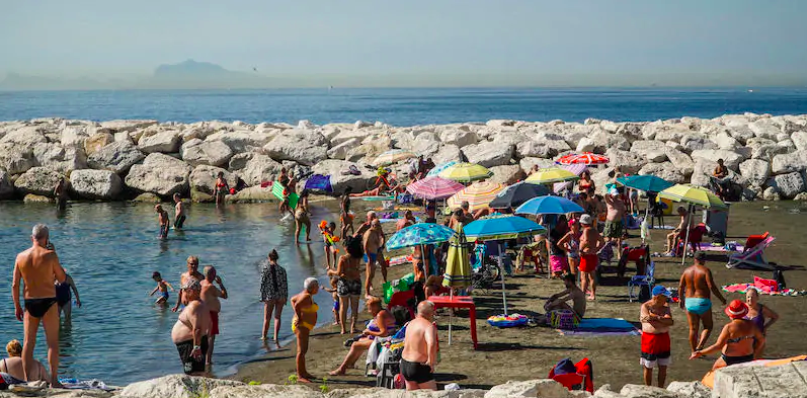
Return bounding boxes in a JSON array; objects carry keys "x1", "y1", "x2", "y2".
[
  {"x1": 304, "y1": 174, "x2": 333, "y2": 193},
  {"x1": 574, "y1": 318, "x2": 637, "y2": 332}
]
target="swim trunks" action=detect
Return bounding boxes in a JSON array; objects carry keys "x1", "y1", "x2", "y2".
[
  {"x1": 364, "y1": 252, "x2": 378, "y2": 264},
  {"x1": 161, "y1": 291, "x2": 170, "y2": 301},
  {"x1": 579, "y1": 254, "x2": 598, "y2": 273},
  {"x1": 210, "y1": 311, "x2": 220, "y2": 336},
  {"x1": 604, "y1": 220, "x2": 624, "y2": 239},
  {"x1": 337, "y1": 278, "x2": 362, "y2": 297},
  {"x1": 685, "y1": 298, "x2": 712, "y2": 315},
  {"x1": 24, "y1": 297, "x2": 57, "y2": 318},
  {"x1": 640, "y1": 332, "x2": 671, "y2": 369},
  {"x1": 401, "y1": 358, "x2": 434, "y2": 384},
  {"x1": 333, "y1": 297, "x2": 340, "y2": 312},
  {"x1": 174, "y1": 215, "x2": 186, "y2": 229},
  {"x1": 175, "y1": 337, "x2": 209, "y2": 374},
  {"x1": 550, "y1": 255, "x2": 569, "y2": 274}
]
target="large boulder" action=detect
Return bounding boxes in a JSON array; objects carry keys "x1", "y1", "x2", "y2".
[
  {"x1": 0, "y1": 127, "x2": 48, "y2": 150},
  {"x1": 228, "y1": 153, "x2": 255, "y2": 171},
  {"x1": 120, "y1": 374, "x2": 243, "y2": 398},
  {"x1": 124, "y1": 153, "x2": 192, "y2": 197},
  {"x1": 189, "y1": 165, "x2": 237, "y2": 199},
  {"x1": 263, "y1": 129, "x2": 328, "y2": 166},
  {"x1": 488, "y1": 165, "x2": 526, "y2": 185},
  {"x1": 638, "y1": 162, "x2": 687, "y2": 184},
  {"x1": 462, "y1": 143, "x2": 514, "y2": 168},
  {"x1": 99, "y1": 119, "x2": 158, "y2": 133},
  {"x1": 713, "y1": 361, "x2": 807, "y2": 398},
  {"x1": 87, "y1": 141, "x2": 146, "y2": 174},
  {"x1": 13, "y1": 167, "x2": 63, "y2": 196},
  {"x1": 748, "y1": 118, "x2": 782, "y2": 140},
  {"x1": 619, "y1": 384, "x2": 685, "y2": 398},
  {"x1": 516, "y1": 132, "x2": 571, "y2": 159},
  {"x1": 771, "y1": 150, "x2": 807, "y2": 174},
  {"x1": 662, "y1": 148, "x2": 694, "y2": 177},
  {"x1": 768, "y1": 172, "x2": 806, "y2": 199},
  {"x1": 311, "y1": 160, "x2": 375, "y2": 193},
  {"x1": 138, "y1": 131, "x2": 181, "y2": 154},
  {"x1": 239, "y1": 154, "x2": 284, "y2": 186},
  {"x1": 32, "y1": 144, "x2": 87, "y2": 174},
  {"x1": 327, "y1": 138, "x2": 362, "y2": 160},
  {"x1": 440, "y1": 129, "x2": 478, "y2": 147},
  {"x1": 0, "y1": 142, "x2": 35, "y2": 174},
  {"x1": 739, "y1": 159, "x2": 771, "y2": 187},
  {"x1": 84, "y1": 132, "x2": 114, "y2": 155},
  {"x1": 227, "y1": 186, "x2": 276, "y2": 203},
  {"x1": 792, "y1": 131, "x2": 807, "y2": 151},
  {"x1": 665, "y1": 381, "x2": 710, "y2": 398},
  {"x1": 690, "y1": 149, "x2": 744, "y2": 170},
  {"x1": 60, "y1": 125, "x2": 90, "y2": 148},
  {"x1": 711, "y1": 131, "x2": 740, "y2": 150},
  {"x1": 604, "y1": 149, "x2": 646, "y2": 174},
  {"x1": 69, "y1": 169, "x2": 123, "y2": 200},
  {"x1": 0, "y1": 169, "x2": 13, "y2": 199},
  {"x1": 484, "y1": 379, "x2": 572, "y2": 398},
  {"x1": 212, "y1": 131, "x2": 276, "y2": 153},
  {"x1": 519, "y1": 157, "x2": 557, "y2": 174},
  {"x1": 181, "y1": 141, "x2": 233, "y2": 167},
  {"x1": 432, "y1": 144, "x2": 462, "y2": 165}
]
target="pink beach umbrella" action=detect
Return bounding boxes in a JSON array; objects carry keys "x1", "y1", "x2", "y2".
[{"x1": 406, "y1": 176, "x2": 465, "y2": 200}]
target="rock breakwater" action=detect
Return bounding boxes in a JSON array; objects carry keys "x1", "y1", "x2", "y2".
[{"x1": 1, "y1": 114, "x2": 807, "y2": 202}]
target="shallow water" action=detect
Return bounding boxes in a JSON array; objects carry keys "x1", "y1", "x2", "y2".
[{"x1": 0, "y1": 202, "x2": 335, "y2": 384}]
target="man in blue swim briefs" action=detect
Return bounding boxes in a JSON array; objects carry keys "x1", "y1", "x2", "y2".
[{"x1": 678, "y1": 251, "x2": 727, "y2": 355}]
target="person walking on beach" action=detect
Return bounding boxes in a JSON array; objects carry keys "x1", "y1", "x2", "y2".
[
  {"x1": 171, "y1": 280, "x2": 210, "y2": 375},
  {"x1": 402, "y1": 301, "x2": 438, "y2": 391},
  {"x1": 201, "y1": 266, "x2": 228, "y2": 366},
  {"x1": 53, "y1": 177, "x2": 68, "y2": 210},
  {"x1": 173, "y1": 256, "x2": 204, "y2": 312},
  {"x1": 339, "y1": 188, "x2": 354, "y2": 239},
  {"x1": 173, "y1": 193, "x2": 186, "y2": 230},
  {"x1": 55, "y1": 272, "x2": 81, "y2": 327},
  {"x1": 328, "y1": 236, "x2": 363, "y2": 334},
  {"x1": 363, "y1": 219, "x2": 384, "y2": 298},
  {"x1": 640, "y1": 286, "x2": 674, "y2": 387},
  {"x1": 11, "y1": 224, "x2": 66, "y2": 387},
  {"x1": 604, "y1": 187, "x2": 626, "y2": 258},
  {"x1": 291, "y1": 277, "x2": 319, "y2": 383},
  {"x1": 260, "y1": 249, "x2": 288, "y2": 345},
  {"x1": 679, "y1": 251, "x2": 727, "y2": 355},
  {"x1": 0, "y1": 339, "x2": 49, "y2": 385},
  {"x1": 155, "y1": 204, "x2": 170, "y2": 240},
  {"x1": 578, "y1": 214, "x2": 604, "y2": 301}
]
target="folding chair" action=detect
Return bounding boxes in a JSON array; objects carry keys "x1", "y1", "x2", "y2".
[
  {"x1": 726, "y1": 236, "x2": 776, "y2": 270},
  {"x1": 628, "y1": 261, "x2": 655, "y2": 302}
]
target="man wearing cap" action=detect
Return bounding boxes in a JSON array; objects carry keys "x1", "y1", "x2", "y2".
[
  {"x1": 679, "y1": 251, "x2": 727, "y2": 355},
  {"x1": 578, "y1": 214, "x2": 604, "y2": 301},
  {"x1": 171, "y1": 279, "x2": 211, "y2": 375},
  {"x1": 640, "y1": 286, "x2": 674, "y2": 387}
]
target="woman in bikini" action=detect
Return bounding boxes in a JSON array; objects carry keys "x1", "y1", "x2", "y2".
[
  {"x1": 744, "y1": 288, "x2": 779, "y2": 356},
  {"x1": 294, "y1": 190, "x2": 312, "y2": 243},
  {"x1": 0, "y1": 339, "x2": 49, "y2": 385},
  {"x1": 690, "y1": 300, "x2": 765, "y2": 369},
  {"x1": 214, "y1": 172, "x2": 229, "y2": 206},
  {"x1": 328, "y1": 236, "x2": 364, "y2": 334},
  {"x1": 558, "y1": 218, "x2": 582, "y2": 277},
  {"x1": 577, "y1": 170, "x2": 595, "y2": 194},
  {"x1": 329, "y1": 297, "x2": 397, "y2": 376},
  {"x1": 290, "y1": 277, "x2": 320, "y2": 383}
]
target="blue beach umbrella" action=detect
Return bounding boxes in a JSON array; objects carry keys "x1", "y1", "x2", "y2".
[
  {"x1": 386, "y1": 223, "x2": 455, "y2": 251},
  {"x1": 515, "y1": 196, "x2": 585, "y2": 216},
  {"x1": 616, "y1": 175, "x2": 674, "y2": 193},
  {"x1": 427, "y1": 161, "x2": 457, "y2": 178}
]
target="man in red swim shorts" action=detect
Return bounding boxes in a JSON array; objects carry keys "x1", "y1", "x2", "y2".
[{"x1": 578, "y1": 214, "x2": 604, "y2": 301}]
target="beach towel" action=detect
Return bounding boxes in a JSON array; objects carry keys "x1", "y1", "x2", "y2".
[
  {"x1": 59, "y1": 378, "x2": 114, "y2": 391},
  {"x1": 388, "y1": 255, "x2": 413, "y2": 267},
  {"x1": 722, "y1": 283, "x2": 806, "y2": 296},
  {"x1": 303, "y1": 174, "x2": 333, "y2": 193},
  {"x1": 557, "y1": 318, "x2": 640, "y2": 336}
]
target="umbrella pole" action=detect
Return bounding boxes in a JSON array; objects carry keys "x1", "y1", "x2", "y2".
[
  {"x1": 681, "y1": 204, "x2": 693, "y2": 266},
  {"x1": 448, "y1": 288, "x2": 453, "y2": 346},
  {"x1": 499, "y1": 242, "x2": 508, "y2": 316}
]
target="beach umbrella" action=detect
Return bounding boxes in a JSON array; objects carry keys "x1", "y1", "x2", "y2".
[
  {"x1": 442, "y1": 222, "x2": 472, "y2": 345},
  {"x1": 406, "y1": 176, "x2": 465, "y2": 200},
  {"x1": 373, "y1": 149, "x2": 416, "y2": 167},
  {"x1": 515, "y1": 195, "x2": 585, "y2": 216},
  {"x1": 489, "y1": 182, "x2": 552, "y2": 209},
  {"x1": 659, "y1": 184, "x2": 728, "y2": 265},
  {"x1": 446, "y1": 181, "x2": 505, "y2": 211},
  {"x1": 439, "y1": 162, "x2": 493, "y2": 183},
  {"x1": 617, "y1": 175, "x2": 674, "y2": 194},
  {"x1": 525, "y1": 167, "x2": 579, "y2": 185},
  {"x1": 553, "y1": 164, "x2": 588, "y2": 195},
  {"x1": 464, "y1": 215, "x2": 546, "y2": 315},
  {"x1": 556, "y1": 152, "x2": 610, "y2": 165},
  {"x1": 427, "y1": 161, "x2": 457, "y2": 178},
  {"x1": 385, "y1": 223, "x2": 456, "y2": 251}
]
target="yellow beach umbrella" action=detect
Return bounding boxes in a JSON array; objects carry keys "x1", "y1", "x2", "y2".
[
  {"x1": 659, "y1": 184, "x2": 727, "y2": 265},
  {"x1": 438, "y1": 162, "x2": 493, "y2": 183},
  {"x1": 447, "y1": 181, "x2": 505, "y2": 211},
  {"x1": 373, "y1": 149, "x2": 416, "y2": 167},
  {"x1": 524, "y1": 167, "x2": 579, "y2": 185}
]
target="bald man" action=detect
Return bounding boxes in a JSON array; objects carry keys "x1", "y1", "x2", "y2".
[
  {"x1": 200, "y1": 266, "x2": 227, "y2": 366},
  {"x1": 401, "y1": 301, "x2": 438, "y2": 391}
]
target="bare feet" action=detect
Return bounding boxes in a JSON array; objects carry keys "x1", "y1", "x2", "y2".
[
  {"x1": 51, "y1": 380, "x2": 64, "y2": 389},
  {"x1": 329, "y1": 368, "x2": 346, "y2": 376},
  {"x1": 297, "y1": 376, "x2": 312, "y2": 383}
]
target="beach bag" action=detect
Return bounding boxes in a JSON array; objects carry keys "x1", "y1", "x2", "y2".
[{"x1": 549, "y1": 310, "x2": 579, "y2": 330}]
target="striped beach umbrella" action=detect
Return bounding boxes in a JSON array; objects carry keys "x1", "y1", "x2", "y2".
[
  {"x1": 446, "y1": 181, "x2": 505, "y2": 211},
  {"x1": 525, "y1": 167, "x2": 580, "y2": 185},
  {"x1": 373, "y1": 149, "x2": 416, "y2": 166},
  {"x1": 406, "y1": 176, "x2": 465, "y2": 200},
  {"x1": 427, "y1": 161, "x2": 457, "y2": 178},
  {"x1": 438, "y1": 162, "x2": 493, "y2": 183},
  {"x1": 556, "y1": 152, "x2": 610, "y2": 165}
]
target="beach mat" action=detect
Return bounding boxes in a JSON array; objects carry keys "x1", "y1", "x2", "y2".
[
  {"x1": 271, "y1": 181, "x2": 299, "y2": 209},
  {"x1": 557, "y1": 318, "x2": 640, "y2": 336},
  {"x1": 700, "y1": 244, "x2": 744, "y2": 252},
  {"x1": 723, "y1": 283, "x2": 807, "y2": 296}
]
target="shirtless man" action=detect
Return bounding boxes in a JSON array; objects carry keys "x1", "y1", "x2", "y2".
[
  {"x1": 604, "y1": 188, "x2": 626, "y2": 258},
  {"x1": 11, "y1": 224, "x2": 66, "y2": 387},
  {"x1": 665, "y1": 207, "x2": 691, "y2": 256},
  {"x1": 578, "y1": 214, "x2": 604, "y2": 300},
  {"x1": 363, "y1": 220, "x2": 383, "y2": 297},
  {"x1": 200, "y1": 266, "x2": 228, "y2": 366},
  {"x1": 171, "y1": 280, "x2": 210, "y2": 375},
  {"x1": 173, "y1": 193, "x2": 186, "y2": 230},
  {"x1": 678, "y1": 251, "x2": 727, "y2": 354},
  {"x1": 544, "y1": 273, "x2": 587, "y2": 320},
  {"x1": 354, "y1": 211, "x2": 377, "y2": 238},
  {"x1": 401, "y1": 301, "x2": 438, "y2": 391},
  {"x1": 53, "y1": 178, "x2": 68, "y2": 210},
  {"x1": 172, "y1": 256, "x2": 205, "y2": 312}
]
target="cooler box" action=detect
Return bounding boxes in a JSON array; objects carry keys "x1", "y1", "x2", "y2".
[
  {"x1": 657, "y1": 197, "x2": 673, "y2": 215},
  {"x1": 702, "y1": 206, "x2": 729, "y2": 238}
]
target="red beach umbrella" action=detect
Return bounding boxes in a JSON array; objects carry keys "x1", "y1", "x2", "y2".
[{"x1": 556, "y1": 152, "x2": 610, "y2": 165}]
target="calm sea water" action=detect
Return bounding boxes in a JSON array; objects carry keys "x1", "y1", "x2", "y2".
[
  {"x1": 0, "y1": 202, "x2": 335, "y2": 385},
  {"x1": 1, "y1": 88, "x2": 807, "y2": 125}
]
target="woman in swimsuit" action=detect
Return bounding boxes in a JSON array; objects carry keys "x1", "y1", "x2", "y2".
[
  {"x1": 0, "y1": 339, "x2": 49, "y2": 385},
  {"x1": 171, "y1": 280, "x2": 210, "y2": 375},
  {"x1": 329, "y1": 297, "x2": 397, "y2": 376},
  {"x1": 577, "y1": 170, "x2": 595, "y2": 194},
  {"x1": 295, "y1": 190, "x2": 312, "y2": 243},
  {"x1": 558, "y1": 218, "x2": 582, "y2": 276},
  {"x1": 260, "y1": 250, "x2": 288, "y2": 344},
  {"x1": 214, "y1": 172, "x2": 229, "y2": 206},
  {"x1": 328, "y1": 236, "x2": 364, "y2": 334},
  {"x1": 690, "y1": 300, "x2": 765, "y2": 370},
  {"x1": 744, "y1": 288, "x2": 779, "y2": 356},
  {"x1": 290, "y1": 277, "x2": 319, "y2": 383}
]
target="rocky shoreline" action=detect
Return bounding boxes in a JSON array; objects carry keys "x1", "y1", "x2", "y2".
[{"x1": 1, "y1": 114, "x2": 807, "y2": 203}]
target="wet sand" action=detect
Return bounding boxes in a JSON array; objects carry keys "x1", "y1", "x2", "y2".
[{"x1": 233, "y1": 200, "x2": 807, "y2": 390}]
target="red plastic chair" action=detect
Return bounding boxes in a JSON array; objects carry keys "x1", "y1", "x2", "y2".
[
  {"x1": 388, "y1": 290, "x2": 416, "y2": 319},
  {"x1": 548, "y1": 358, "x2": 594, "y2": 393}
]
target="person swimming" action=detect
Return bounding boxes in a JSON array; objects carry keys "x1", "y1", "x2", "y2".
[{"x1": 150, "y1": 271, "x2": 175, "y2": 305}]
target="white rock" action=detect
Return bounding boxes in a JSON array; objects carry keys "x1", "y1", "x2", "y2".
[
  {"x1": 311, "y1": 160, "x2": 375, "y2": 193},
  {"x1": 114, "y1": 132, "x2": 133, "y2": 143},
  {"x1": 638, "y1": 162, "x2": 687, "y2": 184},
  {"x1": 725, "y1": 125, "x2": 756, "y2": 144},
  {"x1": 680, "y1": 134, "x2": 717, "y2": 153},
  {"x1": 519, "y1": 157, "x2": 557, "y2": 173},
  {"x1": 60, "y1": 126, "x2": 89, "y2": 148},
  {"x1": 771, "y1": 150, "x2": 807, "y2": 174},
  {"x1": 124, "y1": 153, "x2": 192, "y2": 197},
  {"x1": 485, "y1": 379, "x2": 572, "y2": 398},
  {"x1": 138, "y1": 131, "x2": 181, "y2": 154},
  {"x1": 488, "y1": 165, "x2": 526, "y2": 185},
  {"x1": 739, "y1": 159, "x2": 771, "y2": 187},
  {"x1": 749, "y1": 118, "x2": 782, "y2": 140},
  {"x1": 120, "y1": 374, "x2": 243, "y2": 398},
  {"x1": 516, "y1": 139, "x2": 570, "y2": 159},
  {"x1": 0, "y1": 169, "x2": 14, "y2": 199},
  {"x1": 297, "y1": 120, "x2": 317, "y2": 130},
  {"x1": 619, "y1": 384, "x2": 685, "y2": 398},
  {"x1": 327, "y1": 138, "x2": 361, "y2": 160},
  {"x1": 713, "y1": 361, "x2": 807, "y2": 398},
  {"x1": 239, "y1": 154, "x2": 284, "y2": 186},
  {"x1": 69, "y1": 169, "x2": 123, "y2": 200},
  {"x1": 665, "y1": 381, "x2": 710, "y2": 398},
  {"x1": 214, "y1": 131, "x2": 276, "y2": 153},
  {"x1": 462, "y1": 143, "x2": 514, "y2": 168},
  {"x1": 631, "y1": 140, "x2": 668, "y2": 157},
  {"x1": 663, "y1": 148, "x2": 695, "y2": 177},
  {"x1": 99, "y1": 119, "x2": 157, "y2": 132},
  {"x1": 432, "y1": 144, "x2": 463, "y2": 165},
  {"x1": 190, "y1": 165, "x2": 237, "y2": 196},
  {"x1": 0, "y1": 142, "x2": 35, "y2": 174},
  {"x1": 263, "y1": 129, "x2": 328, "y2": 166},
  {"x1": 769, "y1": 172, "x2": 806, "y2": 199},
  {"x1": 87, "y1": 141, "x2": 146, "y2": 175},
  {"x1": 227, "y1": 185, "x2": 275, "y2": 202},
  {"x1": 751, "y1": 143, "x2": 789, "y2": 161},
  {"x1": 440, "y1": 129, "x2": 478, "y2": 147},
  {"x1": 0, "y1": 126, "x2": 48, "y2": 150},
  {"x1": 604, "y1": 149, "x2": 646, "y2": 174},
  {"x1": 181, "y1": 126, "x2": 216, "y2": 142},
  {"x1": 763, "y1": 186, "x2": 780, "y2": 201},
  {"x1": 576, "y1": 137, "x2": 595, "y2": 153},
  {"x1": 13, "y1": 167, "x2": 63, "y2": 196},
  {"x1": 181, "y1": 141, "x2": 234, "y2": 167},
  {"x1": 228, "y1": 153, "x2": 254, "y2": 171},
  {"x1": 354, "y1": 120, "x2": 372, "y2": 129},
  {"x1": 646, "y1": 151, "x2": 667, "y2": 163},
  {"x1": 84, "y1": 132, "x2": 114, "y2": 155},
  {"x1": 486, "y1": 119, "x2": 516, "y2": 128},
  {"x1": 792, "y1": 131, "x2": 807, "y2": 151},
  {"x1": 690, "y1": 149, "x2": 744, "y2": 170}
]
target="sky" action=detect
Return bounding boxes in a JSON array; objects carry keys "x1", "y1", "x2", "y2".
[{"x1": 1, "y1": 0, "x2": 807, "y2": 87}]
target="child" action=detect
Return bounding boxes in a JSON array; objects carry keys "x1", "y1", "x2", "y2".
[
  {"x1": 150, "y1": 271, "x2": 175, "y2": 305},
  {"x1": 322, "y1": 276, "x2": 340, "y2": 326},
  {"x1": 319, "y1": 221, "x2": 340, "y2": 270},
  {"x1": 155, "y1": 204, "x2": 170, "y2": 239}
]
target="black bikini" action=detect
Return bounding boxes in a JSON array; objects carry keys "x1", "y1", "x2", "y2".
[
  {"x1": 24, "y1": 297, "x2": 57, "y2": 318},
  {"x1": 722, "y1": 335, "x2": 756, "y2": 366}
]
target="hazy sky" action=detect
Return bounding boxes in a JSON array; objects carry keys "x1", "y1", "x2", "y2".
[{"x1": 2, "y1": 0, "x2": 807, "y2": 86}]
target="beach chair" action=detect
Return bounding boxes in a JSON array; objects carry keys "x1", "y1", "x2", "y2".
[
  {"x1": 627, "y1": 261, "x2": 655, "y2": 302},
  {"x1": 675, "y1": 224, "x2": 707, "y2": 257},
  {"x1": 726, "y1": 235, "x2": 776, "y2": 271}
]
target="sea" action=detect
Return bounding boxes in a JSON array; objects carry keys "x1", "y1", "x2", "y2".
[{"x1": 2, "y1": 87, "x2": 807, "y2": 385}]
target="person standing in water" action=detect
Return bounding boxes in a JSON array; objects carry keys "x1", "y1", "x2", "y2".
[
  {"x1": 200, "y1": 266, "x2": 228, "y2": 366},
  {"x1": 678, "y1": 251, "x2": 727, "y2": 355},
  {"x1": 260, "y1": 249, "x2": 288, "y2": 345},
  {"x1": 291, "y1": 277, "x2": 319, "y2": 383},
  {"x1": 173, "y1": 193, "x2": 186, "y2": 230},
  {"x1": 55, "y1": 272, "x2": 81, "y2": 327},
  {"x1": 339, "y1": 188, "x2": 354, "y2": 239},
  {"x1": 214, "y1": 172, "x2": 229, "y2": 207},
  {"x1": 173, "y1": 256, "x2": 205, "y2": 312},
  {"x1": 155, "y1": 204, "x2": 170, "y2": 240},
  {"x1": 295, "y1": 189, "x2": 312, "y2": 244},
  {"x1": 53, "y1": 177, "x2": 68, "y2": 210},
  {"x1": 171, "y1": 280, "x2": 210, "y2": 375},
  {"x1": 12, "y1": 224, "x2": 67, "y2": 387},
  {"x1": 150, "y1": 271, "x2": 175, "y2": 305}
]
